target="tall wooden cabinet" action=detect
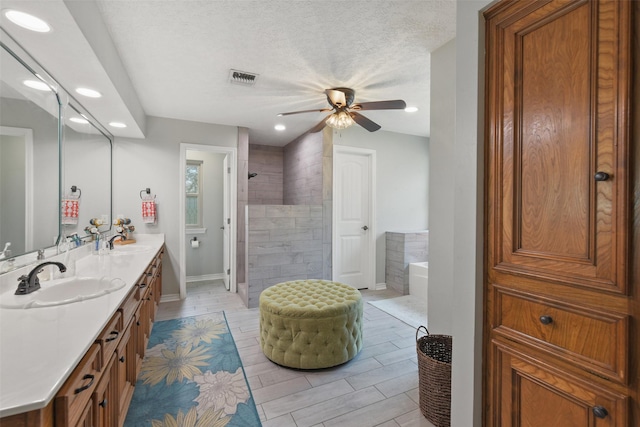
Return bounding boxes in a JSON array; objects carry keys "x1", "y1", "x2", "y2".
[{"x1": 484, "y1": 0, "x2": 638, "y2": 425}]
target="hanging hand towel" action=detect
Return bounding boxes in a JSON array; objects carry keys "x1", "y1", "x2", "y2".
[
  {"x1": 142, "y1": 195, "x2": 157, "y2": 224},
  {"x1": 62, "y1": 194, "x2": 80, "y2": 225}
]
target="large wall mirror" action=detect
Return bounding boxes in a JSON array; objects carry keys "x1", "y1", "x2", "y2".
[
  {"x1": 0, "y1": 37, "x2": 61, "y2": 260},
  {"x1": 62, "y1": 104, "x2": 112, "y2": 240},
  {"x1": 0, "y1": 29, "x2": 112, "y2": 265}
]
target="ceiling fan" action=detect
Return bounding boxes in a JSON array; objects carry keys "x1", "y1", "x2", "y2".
[{"x1": 277, "y1": 87, "x2": 407, "y2": 133}]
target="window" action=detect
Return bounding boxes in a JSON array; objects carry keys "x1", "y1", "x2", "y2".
[{"x1": 185, "y1": 160, "x2": 203, "y2": 227}]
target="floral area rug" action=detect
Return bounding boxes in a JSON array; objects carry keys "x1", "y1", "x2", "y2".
[{"x1": 124, "y1": 312, "x2": 262, "y2": 427}]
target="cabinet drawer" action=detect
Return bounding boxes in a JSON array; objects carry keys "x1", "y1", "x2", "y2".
[
  {"x1": 95, "y1": 311, "x2": 122, "y2": 370},
  {"x1": 54, "y1": 343, "x2": 101, "y2": 427},
  {"x1": 493, "y1": 286, "x2": 628, "y2": 383}
]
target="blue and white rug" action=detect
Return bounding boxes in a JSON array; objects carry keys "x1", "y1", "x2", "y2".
[{"x1": 124, "y1": 312, "x2": 261, "y2": 427}]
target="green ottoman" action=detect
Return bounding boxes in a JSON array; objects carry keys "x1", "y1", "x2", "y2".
[{"x1": 259, "y1": 280, "x2": 363, "y2": 369}]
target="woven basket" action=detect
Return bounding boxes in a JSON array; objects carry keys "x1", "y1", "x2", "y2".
[{"x1": 416, "y1": 326, "x2": 452, "y2": 427}]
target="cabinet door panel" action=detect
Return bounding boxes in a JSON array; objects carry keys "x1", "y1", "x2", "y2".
[
  {"x1": 489, "y1": 0, "x2": 629, "y2": 293},
  {"x1": 495, "y1": 342, "x2": 628, "y2": 427}
]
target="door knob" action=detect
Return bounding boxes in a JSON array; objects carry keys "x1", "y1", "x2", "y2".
[
  {"x1": 539, "y1": 315, "x2": 553, "y2": 325},
  {"x1": 362, "y1": 225, "x2": 369, "y2": 231},
  {"x1": 594, "y1": 172, "x2": 610, "y2": 181},
  {"x1": 593, "y1": 406, "x2": 608, "y2": 419}
]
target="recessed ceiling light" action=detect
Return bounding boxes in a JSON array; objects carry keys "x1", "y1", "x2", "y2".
[
  {"x1": 4, "y1": 10, "x2": 51, "y2": 33},
  {"x1": 274, "y1": 124, "x2": 286, "y2": 131},
  {"x1": 109, "y1": 122, "x2": 127, "y2": 128},
  {"x1": 75, "y1": 87, "x2": 102, "y2": 98},
  {"x1": 404, "y1": 106, "x2": 418, "y2": 113},
  {"x1": 70, "y1": 117, "x2": 89, "y2": 124},
  {"x1": 23, "y1": 79, "x2": 51, "y2": 91}
]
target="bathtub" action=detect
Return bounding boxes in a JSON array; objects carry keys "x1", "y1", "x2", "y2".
[{"x1": 409, "y1": 262, "x2": 428, "y2": 304}]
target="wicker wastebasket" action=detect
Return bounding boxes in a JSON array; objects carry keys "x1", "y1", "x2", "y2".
[{"x1": 416, "y1": 326, "x2": 452, "y2": 427}]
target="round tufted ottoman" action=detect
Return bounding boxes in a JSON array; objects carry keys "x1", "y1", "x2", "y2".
[{"x1": 259, "y1": 280, "x2": 363, "y2": 369}]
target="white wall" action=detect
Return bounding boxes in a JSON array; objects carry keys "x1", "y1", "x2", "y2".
[
  {"x1": 185, "y1": 150, "x2": 225, "y2": 278},
  {"x1": 451, "y1": 1, "x2": 492, "y2": 426},
  {"x1": 113, "y1": 116, "x2": 238, "y2": 296},
  {"x1": 333, "y1": 127, "x2": 429, "y2": 285},
  {"x1": 428, "y1": 38, "x2": 456, "y2": 335}
]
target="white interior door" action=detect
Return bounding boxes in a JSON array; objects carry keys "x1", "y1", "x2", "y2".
[
  {"x1": 222, "y1": 154, "x2": 230, "y2": 290},
  {"x1": 333, "y1": 147, "x2": 375, "y2": 289}
]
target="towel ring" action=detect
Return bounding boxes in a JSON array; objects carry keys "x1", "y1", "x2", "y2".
[
  {"x1": 71, "y1": 185, "x2": 82, "y2": 198},
  {"x1": 140, "y1": 188, "x2": 152, "y2": 199}
]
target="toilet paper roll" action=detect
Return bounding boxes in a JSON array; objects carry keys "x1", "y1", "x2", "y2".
[{"x1": 191, "y1": 239, "x2": 200, "y2": 248}]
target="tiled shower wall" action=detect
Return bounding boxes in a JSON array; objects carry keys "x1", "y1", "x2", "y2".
[
  {"x1": 248, "y1": 144, "x2": 284, "y2": 204},
  {"x1": 385, "y1": 230, "x2": 429, "y2": 295},
  {"x1": 283, "y1": 131, "x2": 323, "y2": 205},
  {"x1": 246, "y1": 204, "x2": 323, "y2": 308}
]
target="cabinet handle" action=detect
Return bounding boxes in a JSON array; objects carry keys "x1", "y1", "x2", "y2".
[
  {"x1": 136, "y1": 320, "x2": 141, "y2": 326},
  {"x1": 99, "y1": 398, "x2": 108, "y2": 408},
  {"x1": 539, "y1": 315, "x2": 553, "y2": 325},
  {"x1": 120, "y1": 356, "x2": 125, "y2": 363},
  {"x1": 138, "y1": 283, "x2": 147, "y2": 288},
  {"x1": 594, "y1": 171, "x2": 610, "y2": 181},
  {"x1": 593, "y1": 406, "x2": 608, "y2": 419},
  {"x1": 74, "y1": 374, "x2": 94, "y2": 394},
  {"x1": 105, "y1": 330, "x2": 119, "y2": 342},
  {"x1": 147, "y1": 272, "x2": 153, "y2": 277}
]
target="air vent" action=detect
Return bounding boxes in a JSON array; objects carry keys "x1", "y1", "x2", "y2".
[{"x1": 229, "y1": 69, "x2": 259, "y2": 86}]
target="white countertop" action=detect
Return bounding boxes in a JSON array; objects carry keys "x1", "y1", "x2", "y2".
[{"x1": 0, "y1": 234, "x2": 165, "y2": 417}]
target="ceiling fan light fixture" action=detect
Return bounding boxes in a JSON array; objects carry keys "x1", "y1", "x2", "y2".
[{"x1": 326, "y1": 111, "x2": 354, "y2": 130}]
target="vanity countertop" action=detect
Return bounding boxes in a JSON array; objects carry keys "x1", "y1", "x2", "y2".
[{"x1": 0, "y1": 233, "x2": 165, "y2": 417}]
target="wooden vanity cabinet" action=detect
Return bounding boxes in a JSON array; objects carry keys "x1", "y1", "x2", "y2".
[{"x1": 0, "y1": 245, "x2": 165, "y2": 427}]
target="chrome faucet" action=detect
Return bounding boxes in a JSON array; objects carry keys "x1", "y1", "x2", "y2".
[
  {"x1": 15, "y1": 262, "x2": 66, "y2": 295},
  {"x1": 108, "y1": 234, "x2": 127, "y2": 249}
]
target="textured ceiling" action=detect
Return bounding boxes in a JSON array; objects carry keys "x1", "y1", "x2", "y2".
[
  {"x1": 1, "y1": 1, "x2": 455, "y2": 146},
  {"x1": 95, "y1": 0, "x2": 455, "y2": 145}
]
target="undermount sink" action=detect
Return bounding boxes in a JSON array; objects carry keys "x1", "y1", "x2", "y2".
[
  {"x1": 0, "y1": 276, "x2": 126, "y2": 309},
  {"x1": 109, "y1": 244, "x2": 152, "y2": 255}
]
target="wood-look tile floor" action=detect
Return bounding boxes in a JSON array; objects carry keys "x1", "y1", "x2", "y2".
[{"x1": 157, "y1": 281, "x2": 436, "y2": 427}]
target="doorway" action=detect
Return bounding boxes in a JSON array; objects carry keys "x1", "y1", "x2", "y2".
[
  {"x1": 332, "y1": 145, "x2": 376, "y2": 289},
  {"x1": 179, "y1": 143, "x2": 237, "y2": 300}
]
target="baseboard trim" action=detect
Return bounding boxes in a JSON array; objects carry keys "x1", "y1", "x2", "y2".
[
  {"x1": 186, "y1": 273, "x2": 225, "y2": 283},
  {"x1": 375, "y1": 283, "x2": 387, "y2": 290},
  {"x1": 160, "y1": 293, "x2": 181, "y2": 303}
]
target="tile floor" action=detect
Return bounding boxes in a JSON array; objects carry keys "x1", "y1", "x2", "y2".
[{"x1": 156, "y1": 280, "x2": 436, "y2": 427}]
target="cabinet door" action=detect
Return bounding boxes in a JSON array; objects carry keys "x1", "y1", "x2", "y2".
[
  {"x1": 75, "y1": 398, "x2": 94, "y2": 427},
  {"x1": 93, "y1": 353, "x2": 118, "y2": 427},
  {"x1": 494, "y1": 342, "x2": 628, "y2": 427},
  {"x1": 486, "y1": 0, "x2": 631, "y2": 294},
  {"x1": 116, "y1": 318, "x2": 136, "y2": 424}
]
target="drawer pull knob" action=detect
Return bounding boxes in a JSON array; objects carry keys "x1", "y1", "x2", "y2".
[
  {"x1": 593, "y1": 406, "x2": 608, "y2": 419},
  {"x1": 120, "y1": 356, "x2": 125, "y2": 363},
  {"x1": 99, "y1": 398, "x2": 108, "y2": 408},
  {"x1": 105, "y1": 330, "x2": 119, "y2": 342},
  {"x1": 138, "y1": 283, "x2": 147, "y2": 288},
  {"x1": 594, "y1": 171, "x2": 610, "y2": 181},
  {"x1": 539, "y1": 315, "x2": 553, "y2": 325},
  {"x1": 74, "y1": 374, "x2": 94, "y2": 394},
  {"x1": 136, "y1": 320, "x2": 141, "y2": 326}
]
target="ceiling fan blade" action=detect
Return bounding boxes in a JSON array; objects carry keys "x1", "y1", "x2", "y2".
[
  {"x1": 351, "y1": 112, "x2": 381, "y2": 132},
  {"x1": 309, "y1": 115, "x2": 331, "y2": 133},
  {"x1": 351, "y1": 100, "x2": 407, "y2": 111},
  {"x1": 277, "y1": 108, "x2": 331, "y2": 116},
  {"x1": 325, "y1": 89, "x2": 347, "y2": 108}
]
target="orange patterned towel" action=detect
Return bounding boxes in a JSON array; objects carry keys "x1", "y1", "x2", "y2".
[
  {"x1": 62, "y1": 196, "x2": 79, "y2": 225},
  {"x1": 142, "y1": 196, "x2": 156, "y2": 224}
]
